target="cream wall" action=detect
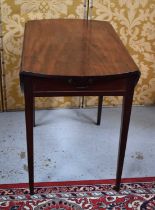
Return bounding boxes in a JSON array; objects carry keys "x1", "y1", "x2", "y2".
[{"x1": 0, "y1": 0, "x2": 155, "y2": 110}]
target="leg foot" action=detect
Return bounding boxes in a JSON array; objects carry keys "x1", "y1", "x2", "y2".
[{"x1": 113, "y1": 184, "x2": 120, "y2": 192}]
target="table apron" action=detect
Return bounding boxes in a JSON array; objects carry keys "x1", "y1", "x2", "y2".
[
  {"x1": 30, "y1": 77, "x2": 129, "y2": 94},
  {"x1": 33, "y1": 91, "x2": 126, "y2": 97}
]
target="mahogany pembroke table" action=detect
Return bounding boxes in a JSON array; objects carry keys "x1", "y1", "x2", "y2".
[{"x1": 20, "y1": 19, "x2": 140, "y2": 194}]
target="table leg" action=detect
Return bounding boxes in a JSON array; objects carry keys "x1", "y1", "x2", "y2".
[
  {"x1": 24, "y1": 82, "x2": 34, "y2": 195},
  {"x1": 33, "y1": 97, "x2": 35, "y2": 127},
  {"x1": 115, "y1": 90, "x2": 134, "y2": 191},
  {"x1": 81, "y1": 96, "x2": 85, "y2": 108},
  {"x1": 97, "y1": 96, "x2": 103, "y2": 125}
]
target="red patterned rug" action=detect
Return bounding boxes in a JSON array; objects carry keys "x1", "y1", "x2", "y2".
[{"x1": 0, "y1": 177, "x2": 155, "y2": 209}]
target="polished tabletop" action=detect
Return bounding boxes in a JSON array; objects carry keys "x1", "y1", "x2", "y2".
[{"x1": 21, "y1": 19, "x2": 138, "y2": 78}]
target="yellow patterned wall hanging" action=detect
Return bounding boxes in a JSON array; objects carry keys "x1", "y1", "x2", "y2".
[
  {"x1": 0, "y1": 3, "x2": 4, "y2": 111},
  {"x1": 1, "y1": 0, "x2": 155, "y2": 111}
]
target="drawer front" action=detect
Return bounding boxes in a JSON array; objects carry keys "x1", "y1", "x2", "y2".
[{"x1": 32, "y1": 76, "x2": 128, "y2": 96}]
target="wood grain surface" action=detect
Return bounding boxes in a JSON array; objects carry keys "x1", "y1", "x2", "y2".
[{"x1": 21, "y1": 19, "x2": 138, "y2": 77}]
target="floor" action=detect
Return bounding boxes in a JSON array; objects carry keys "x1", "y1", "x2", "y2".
[{"x1": 0, "y1": 106, "x2": 155, "y2": 184}]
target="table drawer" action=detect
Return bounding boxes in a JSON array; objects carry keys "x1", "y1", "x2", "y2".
[{"x1": 32, "y1": 76, "x2": 128, "y2": 96}]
